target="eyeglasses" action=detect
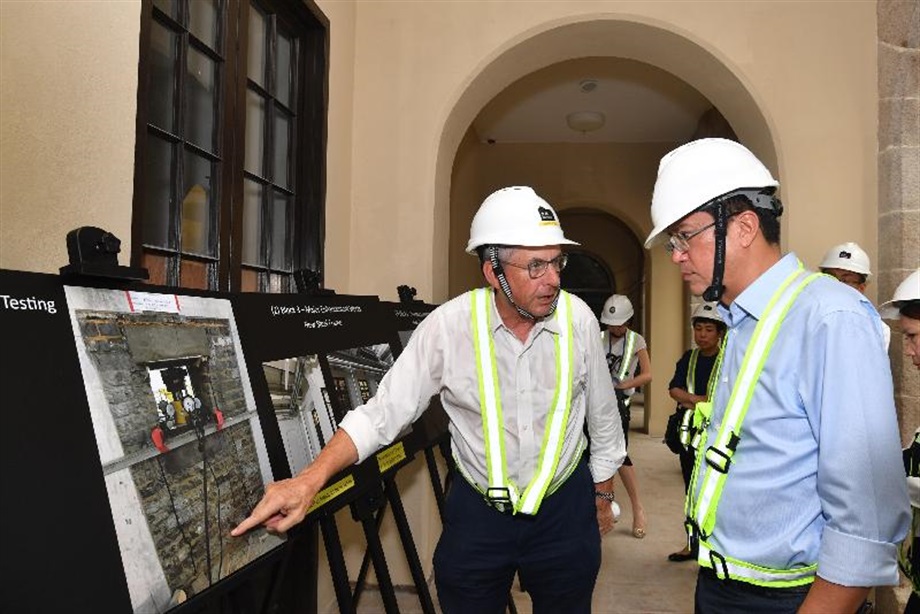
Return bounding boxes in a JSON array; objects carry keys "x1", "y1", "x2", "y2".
[
  {"x1": 501, "y1": 254, "x2": 568, "y2": 279},
  {"x1": 665, "y1": 221, "x2": 717, "y2": 254}
]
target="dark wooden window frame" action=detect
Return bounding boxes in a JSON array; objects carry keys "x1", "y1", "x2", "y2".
[{"x1": 130, "y1": 0, "x2": 329, "y2": 292}]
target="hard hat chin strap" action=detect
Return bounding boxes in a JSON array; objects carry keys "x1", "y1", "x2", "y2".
[
  {"x1": 487, "y1": 246, "x2": 557, "y2": 320},
  {"x1": 703, "y1": 200, "x2": 728, "y2": 303}
]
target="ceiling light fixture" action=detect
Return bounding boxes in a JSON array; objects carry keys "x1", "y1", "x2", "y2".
[
  {"x1": 566, "y1": 111, "x2": 606, "y2": 133},
  {"x1": 579, "y1": 79, "x2": 599, "y2": 94}
]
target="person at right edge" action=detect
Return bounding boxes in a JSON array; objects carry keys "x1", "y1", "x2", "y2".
[
  {"x1": 879, "y1": 268, "x2": 920, "y2": 613},
  {"x1": 644, "y1": 137, "x2": 910, "y2": 613}
]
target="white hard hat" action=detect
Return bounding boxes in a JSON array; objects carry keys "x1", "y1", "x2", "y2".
[
  {"x1": 879, "y1": 269, "x2": 920, "y2": 319},
  {"x1": 691, "y1": 301, "x2": 724, "y2": 325},
  {"x1": 600, "y1": 294, "x2": 634, "y2": 326},
  {"x1": 466, "y1": 186, "x2": 579, "y2": 254},
  {"x1": 644, "y1": 139, "x2": 779, "y2": 248},
  {"x1": 819, "y1": 242, "x2": 872, "y2": 277}
]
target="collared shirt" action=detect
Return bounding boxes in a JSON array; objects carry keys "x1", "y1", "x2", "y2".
[
  {"x1": 699, "y1": 253, "x2": 909, "y2": 586},
  {"x1": 340, "y1": 288, "x2": 626, "y2": 490},
  {"x1": 602, "y1": 329, "x2": 647, "y2": 396}
]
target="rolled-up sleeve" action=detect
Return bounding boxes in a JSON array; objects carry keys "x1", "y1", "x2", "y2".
[
  {"x1": 583, "y1": 319, "x2": 626, "y2": 483},
  {"x1": 339, "y1": 313, "x2": 442, "y2": 463},
  {"x1": 808, "y1": 307, "x2": 910, "y2": 586}
]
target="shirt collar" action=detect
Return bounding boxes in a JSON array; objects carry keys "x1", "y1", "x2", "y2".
[
  {"x1": 720, "y1": 252, "x2": 801, "y2": 326},
  {"x1": 488, "y1": 287, "x2": 559, "y2": 335}
]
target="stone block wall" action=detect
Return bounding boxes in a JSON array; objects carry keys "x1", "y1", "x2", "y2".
[
  {"x1": 877, "y1": 1, "x2": 919, "y2": 611},
  {"x1": 76, "y1": 310, "x2": 275, "y2": 602}
]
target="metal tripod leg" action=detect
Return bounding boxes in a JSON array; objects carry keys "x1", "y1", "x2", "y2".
[
  {"x1": 383, "y1": 475, "x2": 437, "y2": 614},
  {"x1": 319, "y1": 515, "x2": 356, "y2": 614}
]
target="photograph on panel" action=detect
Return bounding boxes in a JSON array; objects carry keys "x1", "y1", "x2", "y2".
[
  {"x1": 63, "y1": 286, "x2": 284, "y2": 614},
  {"x1": 262, "y1": 355, "x2": 333, "y2": 475},
  {"x1": 263, "y1": 343, "x2": 403, "y2": 475},
  {"x1": 325, "y1": 343, "x2": 412, "y2": 441}
]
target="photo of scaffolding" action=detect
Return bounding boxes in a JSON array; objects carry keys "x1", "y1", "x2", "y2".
[
  {"x1": 262, "y1": 343, "x2": 400, "y2": 475},
  {"x1": 63, "y1": 286, "x2": 284, "y2": 614}
]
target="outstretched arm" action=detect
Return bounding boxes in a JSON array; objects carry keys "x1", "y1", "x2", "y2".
[{"x1": 231, "y1": 428, "x2": 359, "y2": 536}]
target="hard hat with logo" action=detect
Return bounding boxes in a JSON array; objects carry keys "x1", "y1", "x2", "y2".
[
  {"x1": 466, "y1": 186, "x2": 579, "y2": 254},
  {"x1": 819, "y1": 242, "x2": 872, "y2": 277},
  {"x1": 879, "y1": 269, "x2": 920, "y2": 319},
  {"x1": 600, "y1": 294, "x2": 634, "y2": 326},
  {"x1": 690, "y1": 301, "x2": 724, "y2": 325},
  {"x1": 644, "y1": 138, "x2": 779, "y2": 249}
]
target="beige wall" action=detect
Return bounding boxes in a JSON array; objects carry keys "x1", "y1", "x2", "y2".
[{"x1": 0, "y1": 1, "x2": 140, "y2": 272}]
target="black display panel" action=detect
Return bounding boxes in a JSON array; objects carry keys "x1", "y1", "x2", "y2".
[
  {"x1": 232, "y1": 291, "x2": 415, "y2": 515},
  {"x1": 0, "y1": 270, "x2": 132, "y2": 612}
]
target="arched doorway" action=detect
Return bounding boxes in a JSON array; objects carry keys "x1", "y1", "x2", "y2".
[{"x1": 437, "y1": 17, "x2": 776, "y2": 436}]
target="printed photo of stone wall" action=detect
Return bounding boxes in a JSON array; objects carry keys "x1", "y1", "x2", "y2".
[{"x1": 64, "y1": 287, "x2": 284, "y2": 614}]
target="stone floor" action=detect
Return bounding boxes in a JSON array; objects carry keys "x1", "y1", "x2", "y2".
[{"x1": 350, "y1": 421, "x2": 699, "y2": 613}]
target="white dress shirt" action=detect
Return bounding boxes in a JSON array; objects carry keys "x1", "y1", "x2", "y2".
[{"x1": 339, "y1": 288, "x2": 626, "y2": 491}]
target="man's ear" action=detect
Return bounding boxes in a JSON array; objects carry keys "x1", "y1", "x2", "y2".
[
  {"x1": 732, "y1": 209, "x2": 761, "y2": 248},
  {"x1": 482, "y1": 259, "x2": 500, "y2": 290}
]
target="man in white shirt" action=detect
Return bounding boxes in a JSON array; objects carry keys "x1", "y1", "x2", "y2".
[{"x1": 233, "y1": 186, "x2": 626, "y2": 613}]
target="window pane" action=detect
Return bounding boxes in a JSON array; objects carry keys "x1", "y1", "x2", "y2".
[
  {"x1": 277, "y1": 31, "x2": 293, "y2": 107},
  {"x1": 180, "y1": 256, "x2": 210, "y2": 290},
  {"x1": 273, "y1": 110, "x2": 291, "y2": 188},
  {"x1": 268, "y1": 272, "x2": 287, "y2": 294},
  {"x1": 270, "y1": 190, "x2": 290, "y2": 270},
  {"x1": 143, "y1": 135, "x2": 175, "y2": 249},
  {"x1": 148, "y1": 21, "x2": 177, "y2": 132},
  {"x1": 247, "y1": 4, "x2": 266, "y2": 88},
  {"x1": 188, "y1": 0, "x2": 218, "y2": 51},
  {"x1": 152, "y1": 0, "x2": 177, "y2": 20},
  {"x1": 141, "y1": 252, "x2": 170, "y2": 286},
  {"x1": 182, "y1": 151, "x2": 215, "y2": 256},
  {"x1": 241, "y1": 266, "x2": 259, "y2": 292},
  {"x1": 186, "y1": 47, "x2": 217, "y2": 152},
  {"x1": 242, "y1": 179, "x2": 262, "y2": 266},
  {"x1": 245, "y1": 90, "x2": 265, "y2": 176}
]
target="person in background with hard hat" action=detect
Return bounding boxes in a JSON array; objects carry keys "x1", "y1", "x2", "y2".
[
  {"x1": 879, "y1": 269, "x2": 920, "y2": 613},
  {"x1": 665, "y1": 301, "x2": 725, "y2": 563},
  {"x1": 599, "y1": 294, "x2": 651, "y2": 539},
  {"x1": 232, "y1": 186, "x2": 626, "y2": 613},
  {"x1": 645, "y1": 137, "x2": 909, "y2": 613},
  {"x1": 819, "y1": 241, "x2": 891, "y2": 348}
]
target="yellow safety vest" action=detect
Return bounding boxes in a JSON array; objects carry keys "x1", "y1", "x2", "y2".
[
  {"x1": 458, "y1": 287, "x2": 581, "y2": 515},
  {"x1": 686, "y1": 264, "x2": 821, "y2": 587}
]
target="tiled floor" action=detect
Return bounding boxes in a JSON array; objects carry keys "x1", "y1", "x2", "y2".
[{"x1": 353, "y1": 420, "x2": 700, "y2": 613}]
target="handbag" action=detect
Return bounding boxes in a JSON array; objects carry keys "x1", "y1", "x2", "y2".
[{"x1": 663, "y1": 407, "x2": 685, "y2": 455}]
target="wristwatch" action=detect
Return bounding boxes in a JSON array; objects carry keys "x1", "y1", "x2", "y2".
[{"x1": 595, "y1": 491, "x2": 615, "y2": 501}]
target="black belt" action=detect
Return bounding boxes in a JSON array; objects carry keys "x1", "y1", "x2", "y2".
[{"x1": 699, "y1": 567, "x2": 810, "y2": 596}]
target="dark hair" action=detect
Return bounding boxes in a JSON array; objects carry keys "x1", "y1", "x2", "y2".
[
  {"x1": 901, "y1": 300, "x2": 920, "y2": 320},
  {"x1": 692, "y1": 317, "x2": 727, "y2": 334},
  {"x1": 476, "y1": 245, "x2": 514, "y2": 266},
  {"x1": 705, "y1": 193, "x2": 781, "y2": 244}
]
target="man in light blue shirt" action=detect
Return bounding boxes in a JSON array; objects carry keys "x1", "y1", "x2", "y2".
[{"x1": 645, "y1": 138, "x2": 909, "y2": 613}]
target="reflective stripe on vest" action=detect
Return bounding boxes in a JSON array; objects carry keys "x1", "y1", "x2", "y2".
[
  {"x1": 470, "y1": 287, "x2": 575, "y2": 515},
  {"x1": 698, "y1": 540, "x2": 817, "y2": 588},
  {"x1": 687, "y1": 264, "x2": 821, "y2": 584},
  {"x1": 616, "y1": 330, "x2": 637, "y2": 382}
]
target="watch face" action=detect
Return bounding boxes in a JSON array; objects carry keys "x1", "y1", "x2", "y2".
[{"x1": 182, "y1": 396, "x2": 197, "y2": 412}]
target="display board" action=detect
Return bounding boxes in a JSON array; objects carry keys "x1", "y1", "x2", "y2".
[
  {"x1": 63, "y1": 285, "x2": 284, "y2": 613},
  {"x1": 384, "y1": 300, "x2": 450, "y2": 453},
  {"x1": 0, "y1": 269, "x2": 431, "y2": 614},
  {"x1": 232, "y1": 291, "x2": 415, "y2": 516}
]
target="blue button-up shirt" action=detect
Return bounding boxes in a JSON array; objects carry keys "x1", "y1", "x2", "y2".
[{"x1": 699, "y1": 253, "x2": 909, "y2": 586}]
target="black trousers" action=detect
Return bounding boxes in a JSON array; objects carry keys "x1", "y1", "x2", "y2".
[
  {"x1": 433, "y1": 457, "x2": 601, "y2": 614},
  {"x1": 694, "y1": 567, "x2": 809, "y2": 614}
]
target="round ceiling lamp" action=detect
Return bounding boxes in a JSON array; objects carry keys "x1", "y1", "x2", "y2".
[{"x1": 566, "y1": 111, "x2": 606, "y2": 133}]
